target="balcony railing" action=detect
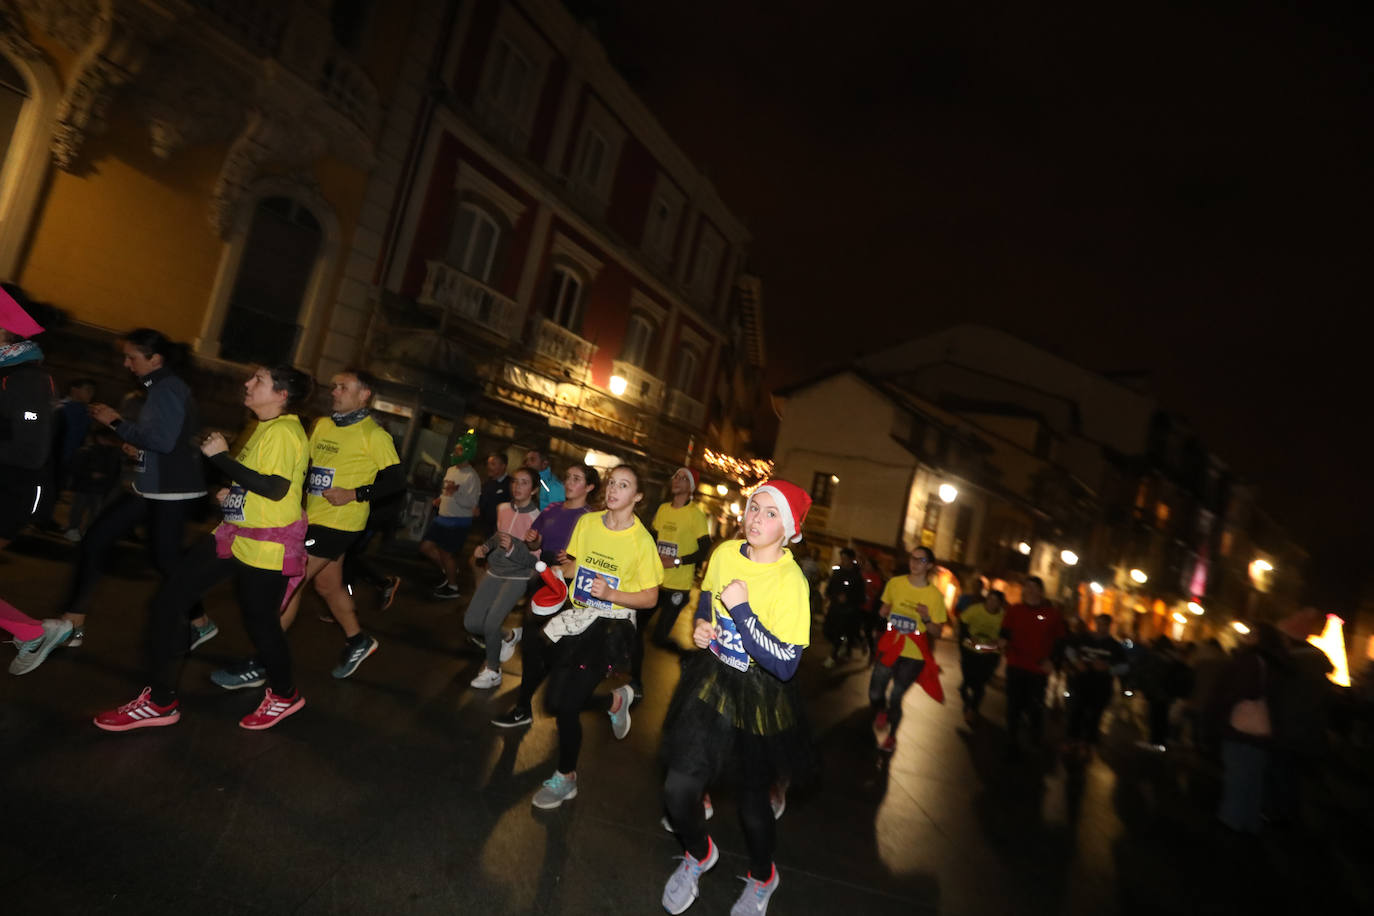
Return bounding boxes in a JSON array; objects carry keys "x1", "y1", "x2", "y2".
[
  {"x1": 664, "y1": 389, "x2": 706, "y2": 428},
  {"x1": 611, "y1": 360, "x2": 665, "y2": 410},
  {"x1": 532, "y1": 319, "x2": 596, "y2": 382},
  {"x1": 419, "y1": 261, "x2": 523, "y2": 340}
]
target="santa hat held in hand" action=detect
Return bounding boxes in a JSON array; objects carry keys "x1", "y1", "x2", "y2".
[
  {"x1": 748, "y1": 479, "x2": 812, "y2": 544},
  {"x1": 530, "y1": 561, "x2": 569, "y2": 616}
]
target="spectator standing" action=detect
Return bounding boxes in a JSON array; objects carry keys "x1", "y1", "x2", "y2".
[
  {"x1": 475, "y1": 451, "x2": 511, "y2": 539},
  {"x1": 421, "y1": 432, "x2": 480, "y2": 600},
  {"x1": 524, "y1": 447, "x2": 565, "y2": 510}
]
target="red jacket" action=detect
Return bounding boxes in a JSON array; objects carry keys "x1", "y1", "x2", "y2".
[{"x1": 1001, "y1": 602, "x2": 1066, "y2": 673}]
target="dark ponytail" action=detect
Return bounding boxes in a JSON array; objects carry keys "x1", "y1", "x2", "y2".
[{"x1": 123, "y1": 328, "x2": 190, "y2": 370}]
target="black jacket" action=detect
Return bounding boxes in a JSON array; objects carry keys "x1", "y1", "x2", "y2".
[
  {"x1": 112, "y1": 368, "x2": 205, "y2": 496},
  {"x1": 0, "y1": 359, "x2": 56, "y2": 470}
]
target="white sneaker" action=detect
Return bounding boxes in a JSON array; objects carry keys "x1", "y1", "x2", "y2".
[
  {"x1": 64, "y1": 528, "x2": 82, "y2": 542},
  {"x1": 499, "y1": 627, "x2": 523, "y2": 663},
  {"x1": 608, "y1": 684, "x2": 634, "y2": 739},
  {"x1": 470, "y1": 667, "x2": 502, "y2": 689}
]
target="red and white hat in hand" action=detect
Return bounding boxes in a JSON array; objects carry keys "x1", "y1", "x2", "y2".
[
  {"x1": 749, "y1": 479, "x2": 812, "y2": 543},
  {"x1": 531, "y1": 561, "x2": 569, "y2": 616}
]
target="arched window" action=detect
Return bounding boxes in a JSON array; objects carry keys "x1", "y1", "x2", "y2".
[
  {"x1": 0, "y1": 48, "x2": 58, "y2": 279},
  {"x1": 448, "y1": 203, "x2": 500, "y2": 282},
  {"x1": 621, "y1": 314, "x2": 655, "y2": 369},
  {"x1": 0, "y1": 55, "x2": 28, "y2": 163},
  {"x1": 672, "y1": 346, "x2": 699, "y2": 397},
  {"x1": 219, "y1": 197, "x2": 323, "y2": 365},
  {"x1": 545, "y1": 265, "x2": 583, "y2": 331}
]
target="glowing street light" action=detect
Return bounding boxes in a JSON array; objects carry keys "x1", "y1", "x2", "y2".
[
  {"x1": 729, "y1": 502, "x2": 741, "y2": 516},
  {"x1": 1187, "y1": 601, "x2": 1205, "y2": 616},
  {"x1": 1129, "y1": 568, "x2": 1148, "y2": 585},
  {"x1": 1016, "y1": 541, "x2": 1032, "y2": 555},
  {"x1": 608, "y1": 374, "x2": 628, "y2": 396},
  {"x1": 1232, "y1": 621, "x2": 1251, "y2": 635},
  {"x1": 716, "y1": 483, "x2": 729, "y2": 496},
  {"x1": 1172, "y1": 611, "x2": 1188, "y2": 625},
  {"x1": 938, "y1": 483, "x2": 958, "y2": 504},
  {"x1": 1060, "y1": 549, "x2": 1079, "y2": 566},
  {"x1": 830, "y1": 474, "x2": 840, "y2": 484},
  {"x1": 1089, "y1": 582, "x2": 1104, "y2": 594},
  {"x1": 1252, "y1": 559, "x2": 1273, "y2": 573}
]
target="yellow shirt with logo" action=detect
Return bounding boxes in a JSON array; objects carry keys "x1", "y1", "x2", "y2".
[
  {"x1": 960, "y1": 601, "x2": 1004, "y2": 646},
  {"x1": 304, "y1": 416, "x2": 400, "y2": 532},
  {"x1": 705, "y1": 540, "x2": 811, "y2": 647},
  {"x1": 652, "y1": 500, "x2": 711, "y2": 590},
  {"x1": 219, "y1": 415, "x2": 309, "y2": 571},
  {"x1": 543, "y1": 511, "x2": 665, "y2": 641},
  {"x1": 880, "y1": 577, "x2": 948, "y2": 660}
]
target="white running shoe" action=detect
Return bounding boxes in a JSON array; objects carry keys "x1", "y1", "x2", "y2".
[
  {"x1": 499, "y1": 627, "x2": 523, "y2": 663},
  {"x1": 470, "y1": 667, "x2": 502, "y2": 689}
]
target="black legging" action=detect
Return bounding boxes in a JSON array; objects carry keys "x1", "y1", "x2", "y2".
[
  {"x1": 1005, "y1": 667, "x2": 1048, "y2": 745},
  {"x1": 958, "y1": 649, "x2": 1000, "y2": 713},
  {"x1": 517, "y1": 632, "x2": 612, "y2": 773},
  {"x1": 66, "y1": 491, "x2": 204, "y2": 621},
  {"x1": 1148, "y1": 697, "x2": 1172, "y2": 747},
  {"x1": 869, "y1": 656, "x2": 925, "y2": 728},
  {"x1": 148, "y1": 536, "x2": 292, "y2": 705},
  {"x1": 665, "y1": 768, "x2": 774, "y2": 877},
  {"x1": 629, "y1": 588, "x2": 690, "y2": 684}
]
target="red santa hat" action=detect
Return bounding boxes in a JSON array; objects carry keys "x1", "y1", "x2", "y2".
[
  {"x1": 749, "y1": 479, "x2": 812, "y2": 544},
  {"x1": 674, "y1": 466, "x2": 699, "y2": 490},
  {"x1": 530, "y1": 561, "x2": 569, "y2": 616},
  {"x1": 0, "y1": 287, "x2": 45, "y2": 338}
]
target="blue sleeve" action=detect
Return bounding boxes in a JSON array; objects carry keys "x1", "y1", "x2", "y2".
[
  {"x1": 115, "y1": 382, "x2": 182, "y2": 453},
  {"x1": 694, "y1": 589, "x2": 713, "y2": 623},
  {"x1": 727, "y1": 600, "x2": 803, "y2": 680}
]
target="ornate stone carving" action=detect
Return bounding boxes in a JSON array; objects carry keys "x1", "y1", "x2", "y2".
[
  {"x1": 132, "y1": 46, "x2": 244, "y2": 158},
  {"x1": 10, "y1": 0, "x2": 103, "y2": 51}
]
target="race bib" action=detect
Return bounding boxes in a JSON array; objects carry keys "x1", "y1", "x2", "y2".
[
  {"x1": 134, "y1": 449, "x2": 146, "y2": 473},
  {"x1": 307, "y1": 466, "x2": 335, "y2": 496},
  {"x1": 657, "y1": 540, "x2": 678, "y2": 558},
  {"x1": 889, "y1": 614, "x2": 919, "y2": 635},
  {"x1": 572, "y1": 565, "x2": 620, "y2": 611},
  {"x1": 710, "y1": 613, "x2": 751, "y2": 672},
  {"x1": 222, "y1": 485, "x2": 247, "y2": 522}
]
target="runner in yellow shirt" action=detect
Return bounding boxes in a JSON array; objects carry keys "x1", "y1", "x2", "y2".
[
  {"x1": 210, "y1": 369, "x2": 402, "y2": 690},
  {"x1": 869, "y1": 545, "x2": 948, "y2": 753},
  {"x1": 95, "y1": 365, "x2": 313, "y2": 732}
]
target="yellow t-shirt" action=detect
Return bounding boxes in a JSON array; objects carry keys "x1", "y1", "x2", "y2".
[
  {"x1": 880, "y1": 577, "x2": 949, "y2": 660},
  {"x1": 652, "y1": 500, "x2": 711, "y2": 590},
  {"x1": 960, "y1": 601, "x2": 1004, "y2": 645},
  {"x1": 704, "y1": 541, "x2": 812, "y2": 661},
  {"x1": 304, "y1": 416, "x2": 400, "y2": 532},
  {"x1": 560, "y1": 510, "x2": 664, "y2": 621},
  {"x1": 218, "y1": 415, "x2": 309, "y2": 571}
]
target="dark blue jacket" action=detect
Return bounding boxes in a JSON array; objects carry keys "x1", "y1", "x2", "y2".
[{"x1": 112, "y1": 368, "x2": 205, "y2": 497}]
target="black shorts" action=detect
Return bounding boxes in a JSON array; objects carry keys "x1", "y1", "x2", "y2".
[
  {"x1": 0, "y1": 467, "x2": 43, "y2": 540},
  {"x1": 304, "y1": 524, "x2": 361, "y2": 561}
]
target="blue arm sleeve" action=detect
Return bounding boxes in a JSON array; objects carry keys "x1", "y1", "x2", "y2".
[
  {"x1": 726, "y1": 600, "x2": 803, "y2": 680},
  {"x1": 694, "y1": 589, "x2": 713, "y2": 623},
  {"x1": 115, "y1": 384, "x2": 181, "y2": 453}
]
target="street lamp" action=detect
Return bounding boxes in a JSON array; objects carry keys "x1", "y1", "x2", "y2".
[
  {"x1": 716, "y1": 483, "x2": 729, "y2": 496},
  {"x1": 1016, "y1": 541, "x2": 1032, "y2": 555},
  {"x1": 608, "y1": 374, "x2": 628, "y2": 396},
  {"x1": 1089, "y1": 581, "x2": 1104, "y2": 594},
  {"x1": 1187, "y1": 601, "x2": 1205, "y2": 616},
  {"x1": 729, "y1": 502, "x2": 741, "y2": 516},
  {"x1": 830, "y1": 474, "x2": 840, "y2": 484},
  {"x1": 1129, "y1": 568, "x2": 1148, "y2": 585},
  {"x1": 1252, "y1": 558, "x2": 1273, "y2": 574},
  {"x1": 1060, "y1": 549, "x2": 1079, "y2": 566},
  {"x1": 938, "y1": 483, "x2": 958, "y2": 504},
  {"x1": 1232, "y1": 621, "x2": 1251, "y2": 635}
]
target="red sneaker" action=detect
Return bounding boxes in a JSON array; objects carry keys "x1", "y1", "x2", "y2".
[
  {"x1": 874, "y1": 710, "x2": 889, "y2": 731},
  {"x1": 94, "y1": 687, "x2": 181, "y2": 732},
  {"x1": 239, "y1": 688, "x2": 305, "y2": 730},
  {"x1": 879, "y1": 734, "x2": 897, "y2": 753}
]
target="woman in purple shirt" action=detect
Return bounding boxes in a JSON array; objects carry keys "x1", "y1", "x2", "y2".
[{"x1": 523, "y1": 464, "x2": 600, "y2": 560}]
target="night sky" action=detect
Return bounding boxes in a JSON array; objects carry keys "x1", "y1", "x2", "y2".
[{"x1": 577, "y1": 0, "x2": 1372, "y2": 608}]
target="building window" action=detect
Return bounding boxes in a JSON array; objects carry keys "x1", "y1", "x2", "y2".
[
  {"x1": 690, "y1": 234, "x2": 720, "y2": 298},
  {"x1": 645, "y1": 195, "x2": 676, "y2": 261},
  {"x1": 810, "y1": 471, "x2": 836, "y2": 507},
  {"x1": 672, "y1": 346, "x2": 699, "y2": 396},
  {"x1": 220, "y1": 197, "x2": 322, "y2": 365},
  {"x1": 621, "y1": 314, "x2": 655, "y2": 369},
  {"x1": 484, "y1": 37, "x2": 533, "y2": 120},
  {"x1": 575, "y1": 127, "x2": 607, "y2": 190},
  {"x1": 448, "y1": 203, "x2": 499, "y2": 283},
  {"x1": 545, "y1": 266, "x2": 583, "y2": 331}
]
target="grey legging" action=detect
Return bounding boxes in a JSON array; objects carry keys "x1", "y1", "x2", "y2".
[{"x1": 464, "y1": 573, "x2": 532, "y2": 670}]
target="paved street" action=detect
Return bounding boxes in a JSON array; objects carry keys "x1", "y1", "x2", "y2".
[{"x1": 2, "y1": 534, "x2": 1369, "y2": 916}]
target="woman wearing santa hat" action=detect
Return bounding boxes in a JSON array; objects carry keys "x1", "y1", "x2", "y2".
[
  {"x1": 658, "y1": 479, "x2": 815, "y2": 916},
  {"x1": 0, "y1": 285, "x2": 73, "y2": 675}
]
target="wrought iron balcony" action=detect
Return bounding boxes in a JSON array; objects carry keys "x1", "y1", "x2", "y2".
[
  {"x1": 611, "y1": 360, "x2": 665, "y2": 410},
  {"x1": 664, "y1": 389, "x2": 706, "y2": 428},
  {"x1": 419, "y1": 261, "x2": 523, "y2": 340},
  {"x1": 531, "y1": 319, "x2": 596, "y2": 382}
]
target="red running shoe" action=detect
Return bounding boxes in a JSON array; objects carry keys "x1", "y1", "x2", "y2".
[
  {"x1": 880, "y1": 734, "x2": 897, "y2": 753},
  {"x1": 874, "y1": 710, "x2": 889, "y2": 731},
  {"x1": 93, "y1": 687, "x2": 180, "y2": 732},
  {"x1": 239, "y1": 688, "x2": 305, "y2": 730}
]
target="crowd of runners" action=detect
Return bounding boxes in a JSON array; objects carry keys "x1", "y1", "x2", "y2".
[{"x1": 1, "y1": 290, "x2": 1350, "y2": 914}]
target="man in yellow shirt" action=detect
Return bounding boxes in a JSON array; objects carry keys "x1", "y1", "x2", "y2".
[
  {"x1": 210, "y1": 370, "x2": 401, "y2": 690},
  {"x1": 638, "y1": 466, "x2": 712, "y2": 697},
  {"x1": 870, "y1": 545, "x2": 948, "y2": 752}
]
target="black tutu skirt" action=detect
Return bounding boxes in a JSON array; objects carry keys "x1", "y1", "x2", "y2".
[
  {"x1": 660, "y1": 650, "x2": 816, "y2": 788},
  {"x1": 543, "y1": 616, "x2": 635, "y2": 678}
]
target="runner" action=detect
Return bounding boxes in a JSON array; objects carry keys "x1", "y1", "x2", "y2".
[
  {"x1": 1, "y1": 288, "x2": 72, "y2": 675},
  {"x1": 422, "y1": 430, "x2": 480, "y2": 600},
  {"x1": 464, "y1": 466, "x2": 539, "y2": 688},
  {"x1": 999, "y1": 575, "x2": 1066, "y2": 759},
  {"x1": 659, "y1": 480, "x2": 814, "y2": 916},
  {"x1": 489, "y1": 463, "x2": 599, "y2": 727},
  {"x1": 210, "y1": 369, "x2": 399, "y2": 689},
  {"x1": 60, "y1": 328, "x2": 215, "y2": 650},
  {"x1": 94, "y1": 365, "x2": 311, "y2": 732},
  {"x1": 495, "y1": 465, "x2": 662, "y2": 809},
  {"x1": 869, "y1": 545, "x2": 947, "y2": 753},
  {"x1": 958, "y1": 588, "x2": 1005, "y2": 723},
  {"x1": 640, "y1": 467, "x2": 711, "y2": 695},
  {"x1": 1062, "y1": 612, "x2": 1129, "y2": 759}
]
